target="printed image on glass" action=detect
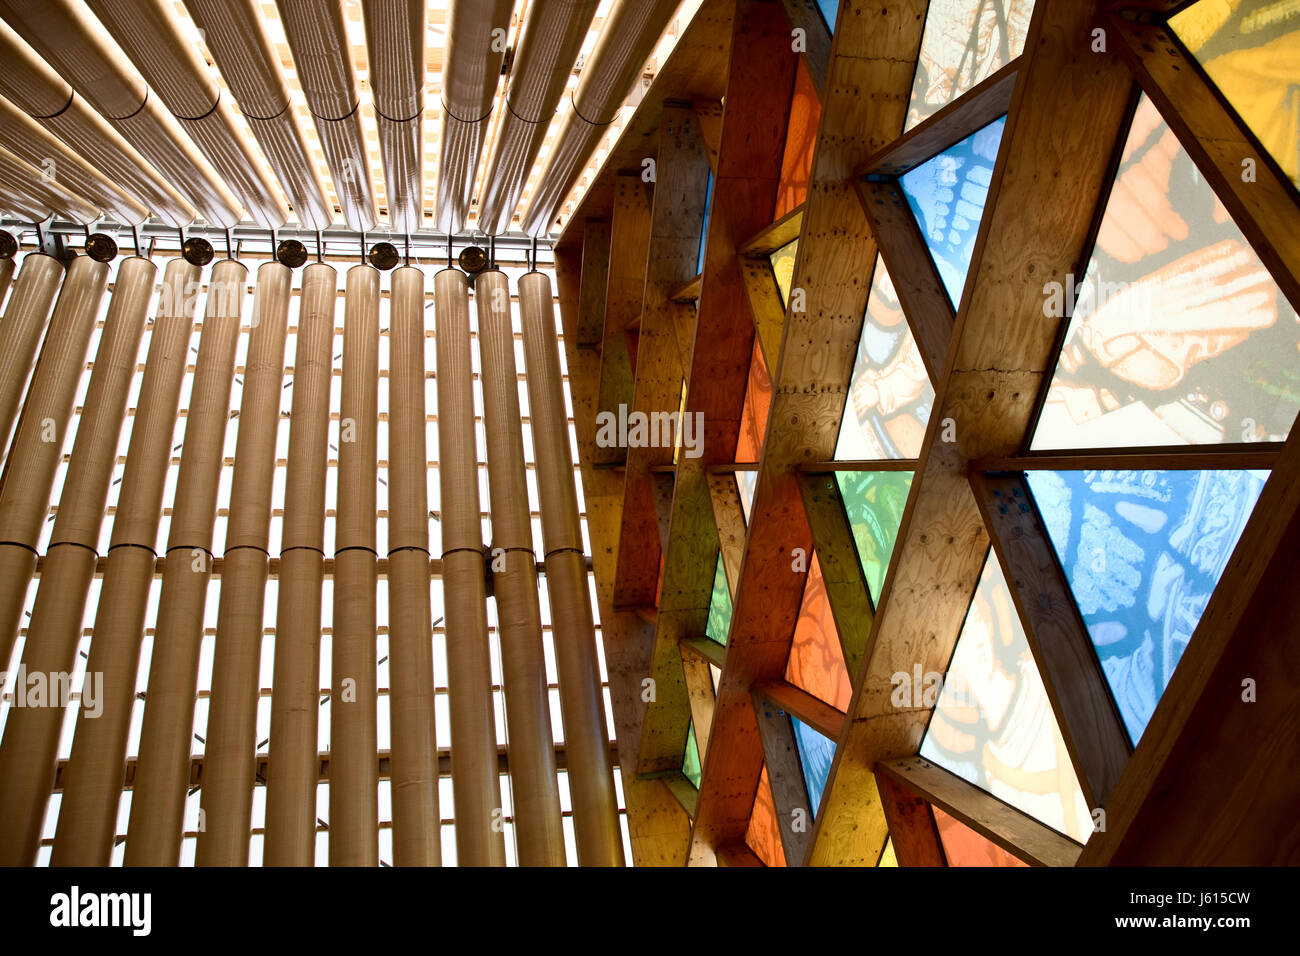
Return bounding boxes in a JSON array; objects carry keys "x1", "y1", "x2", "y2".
[
  {"x1": 920, "y1": 551, "x2": 1093, "y2": 841},
  {"x1": 905, "y1": 0, "x2": 1035, "y2": 131},
  {"x1": 1170, "y1": 0, "x2": 1300, "y2": 189},
  {"x1": 835, "y1": 255, "x2": 934, "y2": 461},
  {"x1": 1034, "y1": 95, "x2": 1300, "y2": 448},
  {"x1": 791, "y1": 716, "x2": 835, "y2": 816},
  {"x1": 784, "y1": 554, "x2": 851, "y2": 711},
  {"x1": 1025, "y1": 468, "x2": 1268, "y2": 745},
  {"x1": 769, "y1": 238, "x2": 797, "y2": 308},
  {"x1": 899, "y1": 116, "x2": 1005, "y2": 311},
  {"x1": 835, "y1": 470, "x2": 912, "y2": 604},
  {"x1": 704, "y1": 553, "x2": 731, "y2": 645},
  {"x1": 745, "y1": 764, "x2": 787, "y2": 866}
]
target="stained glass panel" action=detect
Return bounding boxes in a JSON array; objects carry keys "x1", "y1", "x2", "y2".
[
  {"x1": 704, "y1": 553, "x2": 731, "y2": 645},
  {"x1": 899, "y1": 116, "x2": 1005, "y2": 310},
  {"x1": 920, "y1": 551, "x2": 1094, "y2": 841},
  {"x1": 835, "y1": 470, "x2": 913, "y2": 603},
  {"x1": 738, "y1": 468, "x2": 758, "y2": 522},
  {"x1": 696, "y1": 169, "x2": 714, "y2": 275},
  {"x1": 1170, "y1": 0, "x2": 1300, "y2": 189},
  {"x1": 769, "y1": 238, "x2": 797, "y2": 308},
  {"x1": 785, "y1": 553, "x2": 852, "y2": 710},
  {"x1": 835, "y1": 255, "x2": 934, "y2": 460},
  {"x1": 1025, "y1": 467, "x2": 1268, "y2": 744},
  {"x1": 933, "y1": 806, "x2": 1028, "y2": 867},
  {"x1": 745, "y1": 764, "x2": 787, "y2": 866},
  {"x1": 683, "y1": 720, "x2": 702, "y2": 788},
  {"x1": 816, "y1": 0, "x2": 839, "y2": 33},
  {"x1": 1033, "y1": 95, "x2": 1300, "y2": 448},
  {"x1": 774, "y1": 59, "x2": 821, "y2": 219},
  {"x1": 791, "y1": 715, "x2": 836, "y2": 815},
  {"x1": 879, "y1": 836, "x2": 899, "y2": 867},
  {"x1": 736, "y1": 338, "x2": 772, "y2": 463},
  {"x1": 905, "y1": 1, "x2": 1035, "y2": 131}
]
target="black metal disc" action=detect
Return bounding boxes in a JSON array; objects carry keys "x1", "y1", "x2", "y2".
[
  {"x1": 368, "y1": 241, "x2": 400, "y2": 271},
  {"x1": 276, "y1": 238, "x2": 309, "y2": 268},
  {"x1": 457, "y1": 245, "x2": 488, "y2": 274},
  {"x1": 0, "y1": 231, "x2": 16, "y2": 259},
  {"x1": 84, "y1": 232, "x2": 118, "y2": 263},
  {"x1": 181, "y1": 236, "x2": 215, "y2": 267}
]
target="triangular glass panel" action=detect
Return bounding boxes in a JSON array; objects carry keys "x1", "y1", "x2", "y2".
[
  {"x1": 1025, "y1": 467, "x2": 1268, "y2": 745},
  {"x1": 1033, "y1": 94, "x2": 1300, "y2": 449},
  {"x1": 920, "y1": 550, "x2": 1094, "y2": 841},
  {"x1": 745, "y1": 764, "x2": 787, "y2": 866},
  {"x1": 738, "y1": 468, "x2": 758, "y2": 523},
  {"x1": 769, "y1": 238, "x2": 797, "y2": 308},
  {"x1": 899, "y1": 116, "x2": 1006, "y2": 311},
  {"x1": 1169, "y1": 1, "x2": 1300, "y2": 190},
  {"x1": 905, "y1": 0, "x2": 1035, "y2": 131},
  {"x1": 836, "y1": 255, "x2": 934, "y2": 460},
  {"x1": 682, "y1": 719, "x2": 703, "y2": 788},
  {"x1": 736, "y1": 338, "x2": 772, "y2": 463},
  {"x1": 879, "y1": 836, "x2": 899, "y2": 867},
  {"x1": 835, "y1": 470, "x2": 912, "y2": 604},
  {"x1": 785, "y1": 553, "x2": 852, "y2": 710},
  {"x1": 816, "y1": 0, "x2": 839, "y2": 33},
  {"x1": 704, "y1": 553, "x2": 731, "y2": 645},
  {"x1": 933, "y1": 806, "x2": 1028, "y2": 867},
  {"x1": 791, "y1": 715, "x2": 836, "y2": 816}
]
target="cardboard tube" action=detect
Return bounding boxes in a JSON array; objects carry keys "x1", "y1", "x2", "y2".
[
  {"x1": 0, "y1": 257, "x2": 14, "y2": 309},
  {"x1": 519, "y1": 271, "x2": 623, "y2": 866},
  {"x1": 385, "y1": 264, "x2": 439, "y2": 865},
  {"x1": 198, "y1": 261, "x2": 293, "y2": 866},
  {"x1": 194, "y1": 546, "x2": 267, "y2": 866},
  {"x1": 0, "y1": 543, "x2": 95, "y2": 865},
  {"x1": 265, "y1": 546, "x2": 323, "y2": 866},
  {"x1": 126, "y1": 258, "x2": 246, "y2": 865},
  {"x1": 264, "y1": 263, "x2": 334, "y2": 867},
  {"x1": 0, "y1": 254, "x2": 64, "y2": 456},
  {"x1": 329, "y1": 263, "x2": 379, "y2": 865},
  {"x1": 51, "y1": 258, "x2": 202, "y2": 865},
  {"x1": 0, "y1": 257, "x2": 153, "y2": 866},
  {"x1": 477, "y1": 269, "x2": 564, "y2": 866},
  {"x1": 436, "y1": 267, "x2": 505, "y2": 866},
  {"x1": 385, "y1": 549, "x2": 439, "y2": 865},
  {"x1": 330, "y1": 548, "x2": 378, "y2": 866}
]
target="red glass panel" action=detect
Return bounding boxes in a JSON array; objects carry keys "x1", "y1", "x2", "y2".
[
  {"x1": 744, "y1": 765, "x2": 788, "y2": 867},
  {"x1": 773, "y1": 59, "x2": 821, "y2": 219},
  {"x1": 784, "y1": 553, "x2": 852, "y2": 711},
  {"x1": 932, "y1": 806, "x2": 1027, "y2": 867}
]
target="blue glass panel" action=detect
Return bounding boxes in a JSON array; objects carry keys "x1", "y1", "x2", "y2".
[
  {"x1": 695, "y1": 170, "x2": 714, "y2": 275},
  {"x1": 791, "y1": 716, "x2": 835, "y2": 815},
  {"x1": 899, "y1": 115, "x2": 1005, "y2": 310},
  {"x1": 1025, "y1": 468, "x2": 1268, "y2": 744},
  {"x1": 816, "y1": 0, "x2": 839, "y2": 32}
]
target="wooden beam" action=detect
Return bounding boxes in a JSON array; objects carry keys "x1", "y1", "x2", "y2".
[
  {"x1": 595, "y1": 175, "x2": 651, "y2": 467},
  {"x1": 753, "y1": 679, "x2": 845, "y2": 741},
  {"x1": 681, "y1": 650, "x2": 717, "y2": 758},
  {"x1": 971, "y1": 471, "x2": 1130, "y2": 810},
  {"x1": 662, "y1": 773, "x2": 701, "y2": 820},
  {"x1": 707, "y1": 471, "x2": 746, "y2": 596},
  {"x1": 693, "y1": 99, "x2": 724, "y2": 175},
  {"x1": 751, "y1": 689, "x2": 812, "y2": 865},
  {"x1": 670, "y1": 273, "x2": 703, "y2": 303},
  {"x1": 779, "y1": 0, "x2": 831, "y2": 101},
  {"x1": 1078, "y1": 427, "x2": 1300, "y2": 865},
  {"x1": 716, "y1": 843, "x2": 764, "y2": 866},
  {"x1": 1106, "y1": 12, "x2": 1300, "y2": 314},
  {"x1": 875, "y1": 768, "x2": 945, "y2": 867},
  {"x1": 680, "y1": 636, "x2": 726, "y2": 670},
  {"x1": 806, "y1": 0, "x2": 1135, "y2": 867},
  {"x1": 796, "y1": 472, "x2": 875, "y2": 677},
  {"x1": 738, "y1": 204, "x2": 804, "y2": 255},
  {"x1": 576, "y1": 220, "x2": 611, "y2": 346},
  {"x1": 976, "y1": 447, "x2": 1284, "y2": 473},
  {"x1": 556, "y1": 245, "x2": 691, "y2": 866},
  {"x1": 613, "y1": 105, "x2": 710, "y2": 607},
  {"x1": 739, "y1": 256, "x2": 786, "y2": 372},
  {"x1": 878, "y1": 757, "x2": 1082, "y2": 867},
  {"x1": 689, "y1": 0, "x2": 930, "y2": 866}
]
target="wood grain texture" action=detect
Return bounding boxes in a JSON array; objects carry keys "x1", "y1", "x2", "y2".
[
  {"x1": 752, "y1": 688, "x2": 812, "y2": 864},
  {"x1": 875, "y1": 769, "x2": 945, "y2": 866},
  {"x1": 576, "y1": 219, "x2": 611, "y2": 345},
  {"x1": 779, "y1": 0, "x2": 831, "y2": 101}
]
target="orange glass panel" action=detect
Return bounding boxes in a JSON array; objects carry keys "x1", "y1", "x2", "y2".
[
  {"x1": 744, "y1": 765, "x2": 788, "y2": 867},
  {"x1": 784, "y1": 553, "x2": 852, "y2": 711},
  {"x1": 773, "y1": 59, "x2": 821, "y2": 219},
  {"x1": 735, "y1": 338, "x2": 772, "y2": 463},
  {"x1": 932, "y1": 806, "x2": 1027, "y2": 867}
]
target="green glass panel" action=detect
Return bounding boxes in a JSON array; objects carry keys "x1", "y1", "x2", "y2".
[
  {"x1": 704, "y1": 553, "x2": 731, "y2": 645},
  {"x1": 683, "y1": 720, "x2": 702, "y2": 788},
  {"x1": 835, "y1": 470, "x2": 913, "y2": 603}
]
